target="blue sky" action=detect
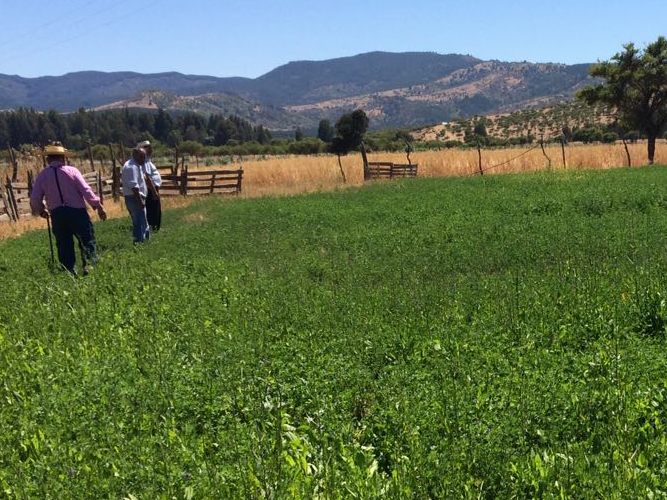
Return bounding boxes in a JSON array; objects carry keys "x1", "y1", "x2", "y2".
[{"x1": 1, "y1": 0, "x2": 666, "y2": 78}]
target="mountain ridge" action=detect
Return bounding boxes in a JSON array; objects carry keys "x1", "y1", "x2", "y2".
[{"x1": 0, "y1": 51, "x2": 596, "y2": 129}]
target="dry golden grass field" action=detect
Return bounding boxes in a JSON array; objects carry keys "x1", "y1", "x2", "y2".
[
  {"x1": 240, "y1": 141, "x2": 666, "y2": 187},
  {"x1": 1, "y1": 141, "x2": 665, "y2": 240}
]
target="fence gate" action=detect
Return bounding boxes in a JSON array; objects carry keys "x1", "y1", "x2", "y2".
[
  {"x1": 367, "y1": 162, "x2": 419, "y2": 179},
  {"x1": 160, "y1": 167, "x2": 244, "y2": 196}
]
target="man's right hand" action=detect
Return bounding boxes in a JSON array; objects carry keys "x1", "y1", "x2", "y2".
[
  {"x1": 40, "y1": 209, "x2": 50, "y2": 219},
  {"x1": 132, "y1": 187, "x2": 144, "y2": 208}
]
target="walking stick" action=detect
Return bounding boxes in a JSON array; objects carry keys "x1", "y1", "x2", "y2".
[{"x1": 46, "y1": 214, "x2": 55, "y2": 269}]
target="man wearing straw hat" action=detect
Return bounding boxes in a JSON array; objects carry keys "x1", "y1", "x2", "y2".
[
  {"x1": 30, "y1": 142, "x2": 107, "y2": 274},
  {"x1": 136, "y1": 140, "x2": 162, "y2": 231}
]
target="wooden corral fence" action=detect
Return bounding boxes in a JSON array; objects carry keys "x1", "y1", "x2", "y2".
[
  {"x1": 1, "y1": 162, "x2": 243, "y2": 223},
  {"x1": 82, "y1": 171, "x2": 114, "y2": 201},
  {"x1": 155, "y1": 152, "x2": 187, "y2": 177},
  {"x1": 107, "y1": 160, "x2": 244, "y2": 199},
  {"x1": 160, "y1": 165, "x2": 244, "y2": 196},
  {"x1": 154, "y1": 158, "x2": 185, "y2": 193},
  {"x1": 367, "y1": 161, "x2": 419, "y2": 179}
]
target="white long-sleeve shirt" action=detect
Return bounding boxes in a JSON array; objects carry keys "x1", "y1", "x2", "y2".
[
  {"x1": 145, "y1": 158, "x2": 162, "y2": 188},
  {"x1": 121, "y1": 159, "x2": 147, "y2": 197}
]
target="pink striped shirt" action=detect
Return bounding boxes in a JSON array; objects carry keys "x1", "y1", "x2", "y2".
[{"x1": 30, "y1": 164, "x2": 101, "y2": 213}]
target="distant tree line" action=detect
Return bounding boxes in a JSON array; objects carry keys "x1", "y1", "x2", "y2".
[
  {"x1": 0, "y1": 107, "x2": 272, "y2": 150},
  {"x1": 1, "y1": 104, "x2": 661, "y2": 163}
]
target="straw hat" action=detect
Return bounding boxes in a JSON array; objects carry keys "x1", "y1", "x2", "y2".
[{"x1": 42, "y1": 143, "x2": 75, "y2": 157}]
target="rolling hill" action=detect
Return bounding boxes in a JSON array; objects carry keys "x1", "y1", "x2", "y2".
[
  {"x1": 92, "y1": 90, "x2": 318, "y2": 131},
  {"x1": 413, "y1": 101, "x2": 615, "y2": 142},
  {"x1": 0, "y1": 52, "x2": 597, "y2": 129}
]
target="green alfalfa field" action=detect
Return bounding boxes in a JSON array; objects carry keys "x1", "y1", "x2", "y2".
[{"x1": 3, "y1": 167, "x2": 667, "y2": 499}]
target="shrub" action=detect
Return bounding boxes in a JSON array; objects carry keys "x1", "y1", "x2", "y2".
[{"x1": 602, "y1": 132, "x2": 619, "y2": 143}]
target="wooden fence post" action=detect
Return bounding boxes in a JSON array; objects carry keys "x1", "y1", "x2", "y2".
[
  {"x1": 360, "y1": 143, "x2": 371, "y2": 181},
  {"x1": 477, "y1": 143, "x2": 484, "y2": 175},
  {"x1": 6, "y1": 178, "x2": 19, "y2": 221},
  {"x1": 109, "y1": 144, "x2": 119, "y2": 201},
  {"x1": 236, "y1": 170, "x2": 243, "y2": 194},
  {"x1": 560, "y1": 139, "x2": 567, "y2": 169},
  {"x1": 174, "y1": 147, "x2": 179, "y2": 176},
  {"x1": 27, "y1": 170, "x2": 34, "y2": 196},
  {"x1": 87, "y1": 142, "x2": 96, "y2": 172},
  {"x1": 180, "y1": 164, "x2": 188, "y2": 196},
  {"x1": 108, "y1": 143, "x2": 116, "y2": 169},
  {"x1": 7, "y1": 145, "x2": 18, "y2": 182},
  {"x1": 117, "y1": 143, "x2": 126, "y2": 166},
  {"x1": 97, "y1": 172, "x2": 103, "y2": 202}
]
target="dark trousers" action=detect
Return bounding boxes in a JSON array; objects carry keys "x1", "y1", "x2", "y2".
[
  {"x1": 50, "y1": 207, "x2": 96, "y2": 273},
  {"x1": 146, "y1": 190, "x2": 162, "y2": 231}
]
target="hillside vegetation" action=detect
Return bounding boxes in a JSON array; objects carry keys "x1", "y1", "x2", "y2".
[
  {"x1": 413, "y1": 101, "x2": 618, "y2": 144},
  {"x1": 2, "y1": 168, "x2": 667, "y2": 498},
  {"x1": 93, "y1": 91, "x2": 316, "y2": 131}
]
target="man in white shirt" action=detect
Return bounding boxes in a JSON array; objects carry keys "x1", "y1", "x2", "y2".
[
  {"x1": 136, "y1": 140, "x2": 162, "y2": 231},
  {"x1": 121, "y1": 147, "x2": 149, "y2": 243}
]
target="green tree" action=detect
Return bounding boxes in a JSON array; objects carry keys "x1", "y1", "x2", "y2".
[
  {"x1": 47, "y1": 109, "x2": 69, "y2": 141},
  {"x1": 561, "y1": 125, "x2": 573, "y2": 143},
  {"x1": 329, "y1": 109, "x2": 369, "y2": 183},
  {"x1": 0, "y1": 118, "x2": 8, "y2": 147},
  {"x1": 288, "y1": 138, "x2": 326, "y2": 155},
  {"x1": 602, "y1": 131, "x2": 619, "y2": 143},
  {"x1": 154, "y1": 108, "x2": 173, "y2": 141},
  {"x1": 474, "y1": 121, "x2": 488, "y2": 137},
  {"x1": 167, "y1": 130, "x2": 182, "y2": 148},
  {"x1": 317, "y1": 119, "x2": 334, "y2": 142},
  {"x1": 179, "y1": 140, "x2": 204, "y2": 157},
  {"x1": 255, "y1": 126, "x2": 272, "y2": 145},
  {"x1": 295, "y1": 128, "x2": 304, "y2": 141},
  {"x1": 578, "y1": 36, "x2": 667, "y2": 164},
  {"x1": 331, "y1": 110, "x2": 369, "y2": 151},
  {"x1": 138, "y1": 113, "x2": 155, "y2": 137},
  {"x1": 213, "y1": 120, "x2": 235, "y2": 146}
]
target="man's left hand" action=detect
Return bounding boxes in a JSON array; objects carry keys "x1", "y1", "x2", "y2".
[{"x1": 97, "y1": 206, "x2": 107, "y2": 221}]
